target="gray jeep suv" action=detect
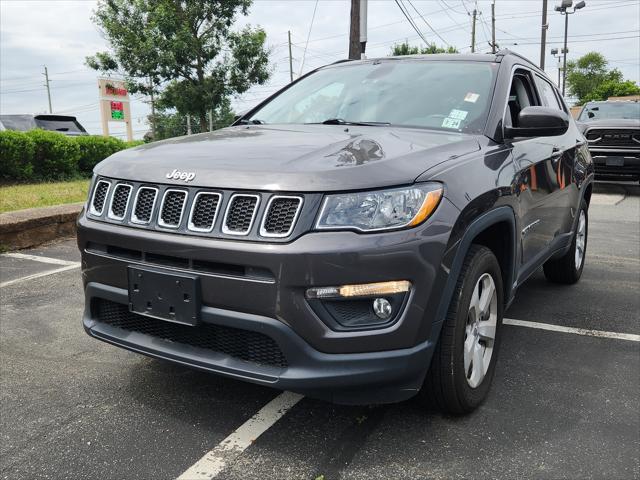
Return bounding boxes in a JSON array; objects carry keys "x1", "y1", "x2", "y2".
[{"x1": 78, "y1": 51, "x2": 593, "y2": 413}]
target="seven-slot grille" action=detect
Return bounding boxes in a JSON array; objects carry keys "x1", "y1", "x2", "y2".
[
  {"x1": 108, "y1": 184, "x2": 132, "y2": 220},
  {"x1": 159, "y1": 190, "x2": 187, "y2": 228},
  {"x1": 88, "y1": 179, "x2": 304, "y2": 239},
  {"x1": 132, "y1": 187, "x2": 158, "y2": 224},
  {"x1": 90, "y1": 180, "x2": 110, "y2": 215},
  {"x1": 261, "y1": 196, "x2": 303, "y2": 237},
  {"x1": 188, "y1": 192, "x2": 221, "y2": 232},
  {"x1": 223, "y1": 194, "x2": 260, "y2": 235}
]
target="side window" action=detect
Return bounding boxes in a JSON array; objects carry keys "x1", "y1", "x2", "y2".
[
  {"x1": 506, "y1": 70, "x2": 539, "y2": 127},
  {"x1": 535, "y1": 76, "x2": 563, "y2": 111}
]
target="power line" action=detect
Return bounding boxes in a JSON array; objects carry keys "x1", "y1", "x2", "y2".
[
  {"x1": 298, "y1": 0, "x2": 320, "y2": 77},
  {"x1": 394, "y1": 0, "x2": 430, "y2": 46},
  {"x1": 406, "y1": 0, "x2": 452, "y2": 47}
]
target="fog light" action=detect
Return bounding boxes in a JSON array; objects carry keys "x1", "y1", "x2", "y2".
[{"x1": 373, "y1": 298, "x2": 392, "y2": 320}]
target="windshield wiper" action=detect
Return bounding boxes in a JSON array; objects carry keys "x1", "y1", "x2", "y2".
[
  {"x1": 237, "y1": 118, "x2": 266, "y2": 125},
  {"x1": 315, "y1": 118, "x2": 391, "y2": 126}
]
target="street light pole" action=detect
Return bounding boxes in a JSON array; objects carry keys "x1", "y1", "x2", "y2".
[
  {"x1": 562, "y1": 12, "x2": 569, "y2": 95},
  {"x1": 555, "y1": 0, "x2": 586, "y2": 96}
]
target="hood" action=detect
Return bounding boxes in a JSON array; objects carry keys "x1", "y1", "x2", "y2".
[
  {"x1": 577, "y1": 118, "x2": 640, "y2": 132},
  {"x1": 95, "y1": 124, "x2": 480, "y2": 192}
]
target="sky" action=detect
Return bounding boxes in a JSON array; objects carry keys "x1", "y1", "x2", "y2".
[{"x1": 1, "y1": 0, "x2": 639, "y2": 139}]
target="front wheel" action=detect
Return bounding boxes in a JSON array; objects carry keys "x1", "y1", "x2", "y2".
[
  {"x1": 420, "y1": 245, "x2": 504, "y2": 414},
  {"x1": 543, "y1": 200, "x2": 588, "y2": 284}
]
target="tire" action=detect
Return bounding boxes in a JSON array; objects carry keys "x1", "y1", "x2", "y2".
[
  {"x1": 420, "y1": 245, "x2": 504, "y2": 415},
  {"x1": 543, "y1": 200, "x2": 588, "y2": 284}
]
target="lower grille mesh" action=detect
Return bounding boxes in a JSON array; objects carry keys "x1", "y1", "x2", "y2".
[{"x1": 94, "y1": 299, "x2": 288, "y2": 368}]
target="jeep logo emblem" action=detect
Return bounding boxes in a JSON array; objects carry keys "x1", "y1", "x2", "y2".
[{"x1": 166, "y1": 169, "x2": 196, "y2": 182}]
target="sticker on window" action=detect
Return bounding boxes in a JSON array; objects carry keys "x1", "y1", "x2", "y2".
[
  {"x1": 449, "y1": 109, "x2": 468, "y2": 120},
  {"x1": 464, "y1": 92, "x2": 480, "y2": 103},
  {"x1": 442, "y1": 117, "x2": 462, "y2": 129}
]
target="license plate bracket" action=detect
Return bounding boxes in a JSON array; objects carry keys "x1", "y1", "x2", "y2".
[
  {"x1": 127, "y1": 266, "x2": 200, "y2": 326},
  {"x1": 605, "y1": 156, "x2": 625, "y2": 167}
]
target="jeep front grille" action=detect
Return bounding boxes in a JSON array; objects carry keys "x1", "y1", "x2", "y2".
[
  {"x1": 108, "y1": 184, "x2": 132, "y2": 220},
  {"x1": 159, "y1": 190, "x2": 187, "y2": 228},
  {"x1": 132, "y1": 187, "x2": 158, "y2": 224},
  {"x1": 223, "y1": 194, "x2": 260, "y2": 235},
  {"x1": 87, "y1": 177, "x2": 312, "y2": 241},
  {"x1": 188, "y1": 192, "x2": 221, "y2": 232},
  {"x1": 260, "y1": 196, "x2": 303, "y2": 237},
  {"x1": 90, "y1": 180, "x2": 110, "y2": 216}
]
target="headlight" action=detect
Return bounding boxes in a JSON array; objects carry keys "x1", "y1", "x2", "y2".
[{"x1": 315, "y1": 183, "x2": 443, "y2": 232}]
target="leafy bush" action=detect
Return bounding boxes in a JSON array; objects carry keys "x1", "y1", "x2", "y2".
[
  {"x1": 26, "y1": 129, "x2": 82, "y2": 180},
  {"x1": 75, "y1": 135, "x2": 126, "y2": 175},
  {"x1": 0, "y1": 130, "x2": 145, "y2": 182},
  {"x1": 0, "y1": 130, "x2": 35, "y2": 180}
]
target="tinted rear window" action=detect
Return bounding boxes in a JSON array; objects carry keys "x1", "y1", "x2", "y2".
[{"x1": 35, "y1": 116, "x2": 87, "y2": 133}]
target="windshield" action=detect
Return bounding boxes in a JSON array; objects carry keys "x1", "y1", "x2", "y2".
[
  {"x1": 246, "y1": 60, "x2": 497, "y2": 133},
  {"x1": 579, "y1": 102, "x2": 640, "y2": 121}
]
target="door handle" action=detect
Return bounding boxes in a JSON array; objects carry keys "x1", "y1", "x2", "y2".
[{"x1": 551, "y1": 147, "x2": 563, "y2": 160}]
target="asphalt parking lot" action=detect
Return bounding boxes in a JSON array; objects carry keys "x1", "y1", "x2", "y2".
[{"x1": 1, "y1": 182, "x2": 638, "y2": 480}]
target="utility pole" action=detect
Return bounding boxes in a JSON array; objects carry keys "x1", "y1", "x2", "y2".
[
  {"x1": 555, "y1": 1, "x2": 586, "y2": 96},
  {"x1": 42, "y1": 66, "x2": 52, "y2": 114},
  {"x1": 471, "y1": 9, "x2": 477, "y2": 53},
  {"x1": 186, "y1": 115, "x2": 192, "y2": 135},
  {"x1": 348, "y1": 0, "x2": 361, "y2": 60},
  {"x1": 491, "y1": 1, "x2": 496, "y2": 53},
  {"x1": 540, "y1": 0, "x2": 548, "y2": 69},
  {"x1": 208, "y1": 110, "x2": 213, "y2": 132},
  {"x1": 359, "y1": 0, "x2": 368, "y2": 59},
  {"x1": 149, "y1": 78, "x2": 156, "y2": 138},
  {"x1": 287, "y1": 30, "x2": 294, "y2": 82}
]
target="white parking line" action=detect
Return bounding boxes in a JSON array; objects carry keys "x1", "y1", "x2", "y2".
[
  {"x1": 0, "y1": 263, "x2": 81, "y2": 288},
  {"x1": 2, "y1": 252, "x2": 78, "y2": 266},
  {"x1": 504, "y1": 318, "x2": 640, "y2": 342},
  {"x1": 178, "y1": 391, "x2": 303, "y2": 480}
]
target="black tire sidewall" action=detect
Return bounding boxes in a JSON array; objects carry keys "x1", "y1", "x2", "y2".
[{"x1": 452, "y1": 248, "x2": 504, "y2": 410}]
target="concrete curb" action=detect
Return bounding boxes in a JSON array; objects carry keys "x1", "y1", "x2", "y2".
[{"x1": 0, "y1": 203, "x2": 83, "y2": 250}]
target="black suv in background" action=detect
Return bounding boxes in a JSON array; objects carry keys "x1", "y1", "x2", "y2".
[
  {"x1": 577, "y1": 100, "x2": 640, "y2": 181},
  {"x1": 0, "y1": 114, "x2": 88, "y2": 136},
  {"x1": 78, "y1": 50, "x2": 593, "y2": 414}
]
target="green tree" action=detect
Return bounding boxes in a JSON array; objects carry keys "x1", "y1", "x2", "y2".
[
  {"x1": 564, "y1": 52, "x2": 636, "y2": 104},
  {"x1": 391, "y1": 42, "x2": 458, "y2": 56},
  {"x1": 149, "y1": 98, "x2": 236, "y2": 141},
  {"x1": 86, "y1": 0, "x2": 270, "y2": 132}
]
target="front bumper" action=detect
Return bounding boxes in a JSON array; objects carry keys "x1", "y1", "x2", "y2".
[
  {"x1": 589, "y1": 149, "x2": 640, "y2": 179},
  {"x1": 78, "y1": 198, "x2": 458, "y2": 403}
]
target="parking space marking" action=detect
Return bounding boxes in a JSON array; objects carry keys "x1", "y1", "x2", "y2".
[
  {"x1": 0, "y1": 264, "x2": 81, "y2": 288},
  {"x1": 178, "y1": 391, "x2": 303, "y2": 480},
  {"x1": 2, "y1": 252, "x2": 78, "y2": 266},
  {"x1": 504, "y1": 318, "x2": 640, "y2": 342}
]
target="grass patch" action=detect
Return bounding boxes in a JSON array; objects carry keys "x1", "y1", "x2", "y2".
[{"x1": 0, "y1": 179, "x2": 90, "y2": 214}]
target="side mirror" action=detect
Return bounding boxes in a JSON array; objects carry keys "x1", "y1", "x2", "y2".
[{"x1": 504, "y1": 106, "x2": 569, "y2": 139}]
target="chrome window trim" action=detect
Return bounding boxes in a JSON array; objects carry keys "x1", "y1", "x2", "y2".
[
  {"x1": 89, "y1": 180, "x2": 111, "y2": 217},
  {"x1": 130, "y1": 186, "x2": 159, "y2": 225},
  {"x1": 107, "y1": 183, "x2": 133, "y2": 221},
  {"x1": 259, "y1": 195, "x2": 303, "y2": 238},
  {"x1": 187, "y1": 191, "x2": 222, "y2": 233},
  {"x1": 222, "y1": 193, "x2": 261, "y2": 236},
  {"x1": 157, "y1": 188, "x2": 188, "y2": 229}
]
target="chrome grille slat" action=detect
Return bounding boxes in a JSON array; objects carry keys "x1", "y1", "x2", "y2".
[
  {"x1": 222, "y1": 194, "x2": 260, "y2": 236},
  {"x1": 158, "y1": 189, "x2": 187, "y2": 229},
  {"x1": 260, "y1": 196, "x2": 303, "y2": 238},
  {"x1": 108, "y1": 184, "x2": 132, "y2": 220},
  {"x1": 131, "y1": 187, "x2": 158, "y2": 224},
  {"x1": 90, "y1": 180, "x2": 111, "y2": 216},
  {"x1": 188, "y1": 192, "x2": 222, "y2": 232}
]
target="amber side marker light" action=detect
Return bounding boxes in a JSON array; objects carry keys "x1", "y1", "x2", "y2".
[
  {"x1": 306, "y1": 280, "x2": 412, "y2": 300},
  {"x1": 407, "y1": 187, "x2": 443, "y2": 228}
]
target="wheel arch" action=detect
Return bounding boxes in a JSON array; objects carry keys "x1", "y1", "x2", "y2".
[{"x1": 432, "y1": 206, "x2": 518, "y2": 334}]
